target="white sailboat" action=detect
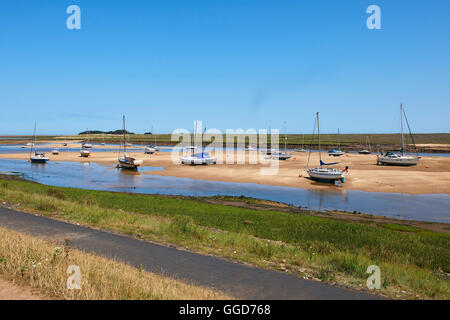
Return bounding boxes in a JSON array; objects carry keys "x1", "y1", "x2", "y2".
[
  {"x1": 29, "y1": 123, "x2": 49, "y2": 163},
  {"x1": 145, "y1": 146, "x2": 156, "y2": 154},
  {"x1": 118, "y1": 115, "x2": 143, "y2": 169},
  {"x1": 271, "y1": 121, "x2": 293, "y2": 160},
  {"x1": 359, "y1": 136, "x2": 372, "y2": 154},
  {"x1": 82, "y1": 129, "x2": 93, "y2": 148},
  {"x1": 295, "y1": 134, "x2": 307, "y2": 152},
  {"x1": 180, "y1": 121, "x2": 217, "y2": 165},
  {"x1": 306, "y1": 113, "x2": 347, "y2": 182},
  {"x1": 328, "y1": 128, "x2": 346, "y2": 157},
  {"x1": 377, "y1": 104, "x2": 420, "y2": 166}
]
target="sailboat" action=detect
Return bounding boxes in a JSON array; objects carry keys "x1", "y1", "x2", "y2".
[
  {"x1": 295, "y1": 134, "x2": 307, "y2": 152},
  {"x1": 82, "y1": 129, "x2": 93, "y2": 148},
  {"x1": 306, "y1": 113, "x2": 347, "y2": 182},
  {"x1": 180, "y1": 121, "x2": 217, "y2": 165},
  {"x1": 29, "y1": 122, "x2": 49, "y2": 163},
  {"x1": 271, "y1": 121, "x2": 293, "y2": 160},
  {"x1": 101, "y1": 134, "x2": 106, "y2": 146},
  {"x1": 118, "y1": 115, "x2": 143, "y2": 169},
  {"x1": 328, "y1": 128, "x2": 346, "y2": 157},
  {"x1": 359, "y1": 136, "x2": 372, "y2": 154},
  {"x1": 377, "y1": 104, "x2": 420, "y2": 166}
]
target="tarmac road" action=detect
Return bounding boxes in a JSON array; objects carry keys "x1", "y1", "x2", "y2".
[{"x1": 0, "y1": 207, "x2": 378, "y2": 299}]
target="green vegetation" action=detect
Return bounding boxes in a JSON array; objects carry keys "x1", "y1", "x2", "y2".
[{"x1": 0, "y1": 176, "x2": 449, "y2": 299}]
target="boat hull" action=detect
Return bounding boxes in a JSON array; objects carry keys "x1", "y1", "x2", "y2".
[
  {"x1": 328, "y1": 152, "x2": 345, "y2": 157},
  {"x1": 180, "y1": 157, "x2": 217, "y2": 165},
  {"x1": 307, "y1": 168, "x2": 346, "y2": 181},
  {"x1": 377, "y1": 156, "x2": 419, "y2": 166},
  {"x1": 30, "y1": 158, "x2": 49, "y2": 163},
  {"x1": 118, "y1": 158, "x2": 143, "y2": 169}
]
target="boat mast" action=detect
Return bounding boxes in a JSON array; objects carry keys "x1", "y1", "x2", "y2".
[
  {"x1": 337, "y1": 128, "x2": 341, "y2": 150},
  {"x1": 123, "y1": 115, "x2": 126, "y2": 154},
  {"x1": 400, "y1": 104, "x2": 405, "y2": 154},
  {"x1": 30, "y1": 122, "x2": 37, "y2": 157},
  {"x1": 284, "y1": 121, "x2": 288, "y2": 151},
  {"x1": 317, "y1": 112, "x2": 321, "y2": 164}
]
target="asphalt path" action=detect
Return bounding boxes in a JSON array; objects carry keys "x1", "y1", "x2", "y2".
[{"x1": 0, "y1": 207, "x2": 378, "y2": 299}]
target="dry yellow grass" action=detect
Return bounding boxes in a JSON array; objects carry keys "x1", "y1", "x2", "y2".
[{"x1": 0, "y1": 227, "x2": 231, "y2": 300}]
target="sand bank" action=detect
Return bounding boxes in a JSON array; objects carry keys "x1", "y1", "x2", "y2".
[{"x1": 1, "y1": 149, "x2": 449, "y2": 195}]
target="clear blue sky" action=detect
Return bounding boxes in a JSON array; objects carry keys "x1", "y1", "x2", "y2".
[{"x1": 1, "y1": 0, "x2": 449, "y2": 134}]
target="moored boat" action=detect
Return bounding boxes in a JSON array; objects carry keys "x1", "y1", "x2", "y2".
[
  {"x1": 80, "y1": 148, "x2": 90, "y2": 157},
  {"x1": 118, "y1": 115, "x2": 143, "y2": 169},
  {"x1": 376, "y1": 104, "x2": 420, "y2": 166},
  {"x1": 271, "y1": 151, "x2": 293, "y2": 160},
  {"x1": 305, "y1": 113, "x2": 348, "y2": 182},
  {"x1": 29, "y1": 123, "x2": 49, "y2": 164},
  {"x1": 180, "y1": 152, "x2": 217, "y2": 165}
]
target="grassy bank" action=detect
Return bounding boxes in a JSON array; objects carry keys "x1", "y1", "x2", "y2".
[
  {"x1": 2, "y1": 133, "x2": 450, "y2": 150},
  {"x1": 0, "y1": 226, "x2": 230, "y2": 300},
  {"x1": 0, "y1": 175, "x2": 448, "y2": 299}
]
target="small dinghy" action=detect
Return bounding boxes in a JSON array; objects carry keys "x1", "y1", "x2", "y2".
[
  {"x1": 244, "y1": 145, "x2": 256, "y2": 151},
  {"x1": 144, "y1": 146, "x2": 156, "y2": 154},
  {"x1": 52, "y1": 149, "x2": 60, "y2": 155}
]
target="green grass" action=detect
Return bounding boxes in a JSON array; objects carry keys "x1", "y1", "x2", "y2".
[
  {"x1": 0, "y1": 177, "x2": 448, "y2": 299},
  {"x1": 3, "y1": 133, "x2": 449, "y2": 148}
]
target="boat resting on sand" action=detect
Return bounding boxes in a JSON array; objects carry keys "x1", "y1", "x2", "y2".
[
  {"x1": 376, "y1": 151, "x2": 420, "y2": 166},
  {"x1": 307, "y1": 166, "x2": 347, "y2": 181},
  {"x1": 305, "y1": 113, "x2": 348, "y2": 182},
  {"x1": 118, "y1": 153, "x2": 143, "y2": 169},
  {"x1": 180, "y1": 152, "x2": 217, "y2": 165},
  {"x1": 328, "y1": 149, "x2": 345, "y2": 157},
  {"x1": 271, "y1": 151, "x2": 293, "y2": 160},
  {"x1": 80, "y1": 149, "x2": 90, "y2": 157}
]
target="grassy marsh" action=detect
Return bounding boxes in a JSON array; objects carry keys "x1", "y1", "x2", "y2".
[{"x1": 0, "y1": 175, "x2": 448, "y2": 299}]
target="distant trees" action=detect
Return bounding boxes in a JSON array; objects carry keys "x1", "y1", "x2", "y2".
[{"x1": 78, "y1": 130, "x2": 135, "y2": 135}]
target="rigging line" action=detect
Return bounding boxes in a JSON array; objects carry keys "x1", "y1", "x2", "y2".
[
  {"x1": 306, "y1": 114, "x2": 317, "y2": 169},
  {"x1": 402, "y1": 108, "x2": 418, "y2": 154}
]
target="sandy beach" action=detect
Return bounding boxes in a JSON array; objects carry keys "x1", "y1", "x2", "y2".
[{"x1": 1, "y1": 142, "x2": 449, "y2": 195}]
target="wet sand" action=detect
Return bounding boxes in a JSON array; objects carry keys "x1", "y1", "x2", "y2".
[{"x1": 1, "y1": 146, "x2": 449, "y2": 195}]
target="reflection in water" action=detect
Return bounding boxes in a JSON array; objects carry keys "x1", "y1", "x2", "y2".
[{"x1": 0, "y1": 159, "x2": 449, "y2": 223}]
